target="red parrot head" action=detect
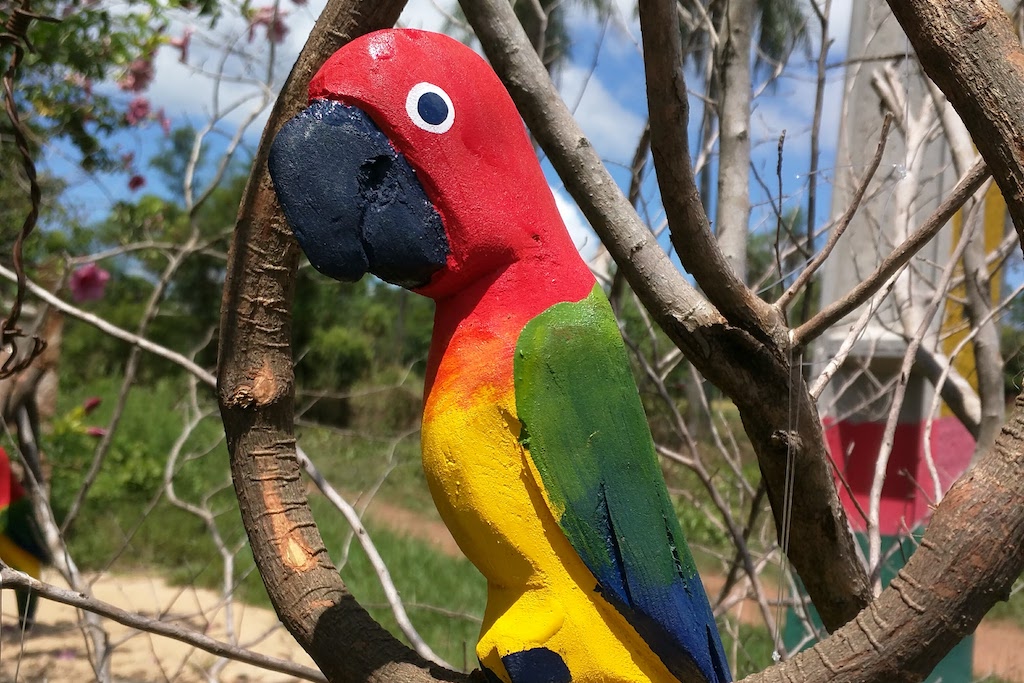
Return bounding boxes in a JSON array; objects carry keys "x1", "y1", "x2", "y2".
[{"x1": 269, "y1": 29, "x2": 577, "y2": 299}]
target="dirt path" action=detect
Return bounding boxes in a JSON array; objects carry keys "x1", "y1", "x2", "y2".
[
  {"x1": 0, "y1": 572, "x2": 315, "y2": 683},
  {"x1": 362, "y1": 497, "x2": 460, "y2": 557}
]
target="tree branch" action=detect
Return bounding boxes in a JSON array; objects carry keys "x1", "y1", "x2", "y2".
[
  {"x1": 777, "y1": 114, "x2": 894, "y2": 311},
  {"x1": 793, "y1": 159, "x2": 990, "y2": 347},
  {"x1": 0, "y1": 263, "x2": 216, "y2": 386},
  {"x1": 461, "y1": 0, "x2": 872, "y2": 633},
  {"x1": 217, "y1": 1, "x2": 467, "y2": 681},
  {"x1": 639, "y1": 0, "x2": 785, "y2": 343},
  {"x1": 0, "y1": 566, "x2": 327, "y2": 683}
]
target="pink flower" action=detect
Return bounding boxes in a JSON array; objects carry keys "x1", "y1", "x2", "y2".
[
  {"x1": 125, "y1": 96, "x2": 151, "y2": 125},
  {"x1": 120, "y1": 151, "x2": 135, "y2": 168},
  {"x1": 118, "y1": 56, "x2": 154, "y2": 92},
  {"x1": 82, "y1": 397, "x2": 102, "y2": 415},
  {"x1": 69, "y1": 263, "x2": 111, "y2": 302},
  {"x1": 85, "y1": 426, "x2": 107, "y2": 438},
  {"x1": 248, "y1": 5, "x2": 288, "y2": 44},
  {"x1": 168, "y1": 27, "x2": 193, "y2": 63},
  {"x1": 128, "y1": 174, "x2": 146, "y2": 191},
  {"x1": 157, "y1": 108, "x2": 171, "y2": 135}
]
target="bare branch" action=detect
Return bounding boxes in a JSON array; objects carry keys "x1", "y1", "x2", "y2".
[
  {"x1": 62, "y1": 232, "x2": 204, "y2": 533},
  {"x1": 0, "y1": 263, "x2": 216, "y2": 386},
  {"x1": 866, "y1": 195, "x2": 977, "y2": 587},
  {"x1": 792, "y1": 159, "x2": 990, "y2": 347},
  {"x1": 912, "y1": 346, "x2": 982, "y2": 438},
  {"x1": 809, "y1": 270, "x2": 901, "y2": 401},
  {"x1": 798, "y1": 0, "x2": 834, "y2": 324},
  {"x1": 0, "y1": 566, "x2": 327, "y2": 682},
  {"x1": 295, "y1": 444, "x2": 450, "y2": 668},
  {"x1": 639, "y1": 0, "x2": 785, "y2": 341},
  {"x1": 778, "y1": 114, "x2": 894, "y2": 311}
]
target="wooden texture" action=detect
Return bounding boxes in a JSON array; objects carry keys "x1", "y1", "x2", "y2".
[
  {"x1": 266, "y1": 28, "x2": 729, "y2": 683},
  {"x1": 216, "y1": 0, "x2": 1024, "y2": 680}
]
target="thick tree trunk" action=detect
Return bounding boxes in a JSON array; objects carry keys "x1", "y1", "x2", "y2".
[{"x1": 217, "y1": 2, "x2": 466, "y2": 681}]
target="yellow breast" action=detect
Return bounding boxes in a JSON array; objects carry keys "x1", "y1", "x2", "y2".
[{"x1": 420, "y1": 342, "x2": 679, "y2": 683}]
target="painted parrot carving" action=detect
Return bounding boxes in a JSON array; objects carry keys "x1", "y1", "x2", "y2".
[
  {"x1": 268, "y1": 29, "x2": 731, "y2": 683},
  {"x1": 0, "y1": 446, "x2": 50, "y2": 630}
]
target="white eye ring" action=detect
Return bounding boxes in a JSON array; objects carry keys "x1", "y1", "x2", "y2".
[{"x1": 406, "y1": 82, "x2": 455, "y2": 134}]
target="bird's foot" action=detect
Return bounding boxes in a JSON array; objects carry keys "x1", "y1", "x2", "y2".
[{"x1": 481, "y1": 647, "x2": 571, "y2": 683}]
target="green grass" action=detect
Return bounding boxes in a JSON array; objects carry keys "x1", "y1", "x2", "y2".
[
  {"x1": 719, "y1": 622, "x2": 776, "y2": 679},
  {"x1": 299, "y1": 424, "x2": 440, "y2": 516},
  {"x1": 40, "y1": 376, "x2": 485, "y2": 667}
]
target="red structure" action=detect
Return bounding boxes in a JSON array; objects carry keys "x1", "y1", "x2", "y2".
[{"x1": 824, "y1": 415, "x2": 974, "y2": 535}]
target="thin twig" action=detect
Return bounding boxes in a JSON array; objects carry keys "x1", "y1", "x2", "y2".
[
  {"x1": 0, "y1": 566, "x2": 327, "y2": 682},
  {"x1": 61, "y1": 232, "x2": 203, "y2": 533},
  {"x1": 808, "y1": 272, "x2": 900, "y2": 400},
  {"x1": 798, "y1": 0, "x2": 833, "y2": 325},
  {"x1": 778, "y1": 114, "x2": 894, "y2": 311},
  {"x1": 774, "y1": 132, "x2": 787, "y2": 292},
  {"x1": 921, "y1": 279, "x2": 1024, "y2": 501},
  {"x1": 0, "y1": 264, "x2": 216, "y2": 386},
  {"x1": 866, "y1": 192, "x2": 978, "y2": 588},
  {"x1": 295, "y1": 445, "x2": 451, "y2": 669},
  {"x1": 792, "y1": 159, "x2": 990, "y2": 347}
]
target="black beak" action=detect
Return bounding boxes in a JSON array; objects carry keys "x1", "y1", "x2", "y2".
[{"x1": 268, "y1": 99, "x2": 449, "y2": 289}]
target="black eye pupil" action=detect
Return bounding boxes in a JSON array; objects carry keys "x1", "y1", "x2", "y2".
[{"x1": 417, "y1": 92, "x2": 448, "y2": 126}]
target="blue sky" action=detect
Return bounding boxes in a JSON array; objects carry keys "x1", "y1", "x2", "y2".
[{"x1": 45, "y1": 0, "x2": 858, "y2": 282}]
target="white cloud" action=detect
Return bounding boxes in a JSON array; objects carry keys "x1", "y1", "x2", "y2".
[
  {"x1": 399, "y1": 0, "x2": 458, "y2": 32},
  {"x1": 557, "y1": 65, "x2": 646, "y2": 165},
  {"x1": 553, "y1": 186, "x2": 599, "y2": 259}
]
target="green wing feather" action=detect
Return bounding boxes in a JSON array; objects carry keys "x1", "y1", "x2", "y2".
[{"x1": 513, "y1": 284, "x2": 730, "y2": 683}]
